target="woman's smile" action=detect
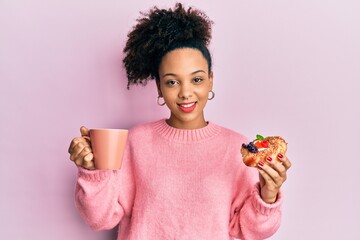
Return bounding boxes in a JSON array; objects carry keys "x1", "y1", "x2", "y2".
[{"x1": 177, "y1": 102, "x2": 197, "y2": 113}]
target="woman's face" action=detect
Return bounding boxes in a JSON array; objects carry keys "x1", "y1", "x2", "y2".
[{"x1": 158, "y1": 48, "x2": 213, "y2": 129}]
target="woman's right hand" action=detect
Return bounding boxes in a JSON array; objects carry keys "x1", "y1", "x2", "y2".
[{"x1": 68, "y1": 126, "x2": 95, "y2": 170}]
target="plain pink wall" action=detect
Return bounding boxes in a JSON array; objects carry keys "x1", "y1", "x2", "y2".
[{"x1": 1, "y1": 0, "x2": 359, "y2": 239}]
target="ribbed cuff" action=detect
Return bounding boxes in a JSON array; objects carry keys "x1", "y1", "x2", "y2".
[
  {"x1": 252, "y1": 182, "x2": 283, "y2": 216},
  {"x1": 77, "y1": 167, "x2": 113, "y2": 182}
]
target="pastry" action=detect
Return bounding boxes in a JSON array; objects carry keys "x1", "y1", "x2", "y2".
[{"x1": 241, "y1": 135, "x2": 287, "y2": 167}]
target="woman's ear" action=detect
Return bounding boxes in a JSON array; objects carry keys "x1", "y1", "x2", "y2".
[{"x1": 209, "y1": 71, "x2": 214, "y2": 89}]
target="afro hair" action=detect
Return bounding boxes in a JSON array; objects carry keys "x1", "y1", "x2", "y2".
[{"x1": 123, "y1": 3, "x2": 214, "y2": 89}]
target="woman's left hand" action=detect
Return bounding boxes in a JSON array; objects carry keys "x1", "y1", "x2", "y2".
[{"x1": 257, "y1": 153, "x2": 292, "y2": 203}]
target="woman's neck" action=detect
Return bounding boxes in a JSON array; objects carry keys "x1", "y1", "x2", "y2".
[{"x1": 166, "y1": 114, "x2": 208, "y2": 129}]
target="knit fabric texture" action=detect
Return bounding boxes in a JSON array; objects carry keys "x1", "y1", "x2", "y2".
[{"x1": 75, "y1": 119, "x2": 283, "y2": 240}]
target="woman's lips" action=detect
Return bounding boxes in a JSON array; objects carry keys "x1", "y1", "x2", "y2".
[{"x1": 177, "y1": 102, "x2": 197, "y2": 113}]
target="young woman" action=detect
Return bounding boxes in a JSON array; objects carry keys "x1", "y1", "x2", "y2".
[{"x1": 68, "y1": 3, "x2": 291, "y2": 239}]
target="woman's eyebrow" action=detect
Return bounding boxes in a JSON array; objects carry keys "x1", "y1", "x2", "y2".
[
  {"x1": 162, "y1": 70, "x2": 206, "y2": 78},
  {"x1": 191, "y1": 70, "x2": 206, "y2": 75}
]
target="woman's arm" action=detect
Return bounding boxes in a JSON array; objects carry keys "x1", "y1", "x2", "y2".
[
  {"x1": 75, "y1": 168, "x2": 125, "y2": 231},
  {"x1": 229, "y1": 153, "x2": 291, "y2": 239},
  {"x1": 229, "y1": 182, "x2": 283, "y2": 239},
  {"x1": 74, "y1": 141, "x2": 136, "y2": 231}
]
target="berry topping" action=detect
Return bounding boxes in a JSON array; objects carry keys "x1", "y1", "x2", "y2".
[
  {"x1": 243, "y1": 135, "x2": 270, "y2": 153},
  {"x1": 261, "y1": 140, "x2": 269, "y2": 148},
  {"x1": 246, "y1": 142, "x2": 258, "y2": 153},
  {"x1": 255, "y1": 141, "x2": 263, "y2": 149}
]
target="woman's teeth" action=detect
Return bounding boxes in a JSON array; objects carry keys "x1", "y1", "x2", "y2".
[{"x1": 180, "y1": 102, "x2": 195, "y2": 108}]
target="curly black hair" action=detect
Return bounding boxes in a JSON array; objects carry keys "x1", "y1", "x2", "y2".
[{"x1": 123, "y1": 3, "x2": 214, "y2": 89}]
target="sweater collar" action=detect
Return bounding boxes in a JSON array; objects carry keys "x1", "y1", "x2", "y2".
[{"x1": 152, "y1": 119, "x2": 221, "y2": 142}]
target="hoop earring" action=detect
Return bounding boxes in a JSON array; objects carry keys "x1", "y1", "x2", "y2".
[
  {"x1": 208, "y1": 90, "x2": 215, "y2": 100},
  {"x1": 157, "y1": 96, "x2": 166, "y2": 106}
]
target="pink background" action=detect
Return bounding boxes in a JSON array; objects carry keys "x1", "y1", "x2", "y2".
[{"x1": 1, "y1": 0, "x2": 359, "y2": 239}]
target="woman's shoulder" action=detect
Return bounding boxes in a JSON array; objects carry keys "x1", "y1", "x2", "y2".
[
  {"x1": 212, "y1": 122, "x2": 249, "y2": 143},
  {"x1": 125, "y1": 120, "x2": 159, "y2": 145}
]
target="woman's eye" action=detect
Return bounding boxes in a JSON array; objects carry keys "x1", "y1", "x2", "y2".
[
  {"x1": 166, "y1": 80, "x2": 178, "y2": 86},
  {"x1": 193, "y1": 77, "x2": 203, "y2": 84}
]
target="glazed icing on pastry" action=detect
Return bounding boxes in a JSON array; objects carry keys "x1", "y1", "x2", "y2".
[{"x1": 241, "y1": 135, "x2": 287, "y2": 167}]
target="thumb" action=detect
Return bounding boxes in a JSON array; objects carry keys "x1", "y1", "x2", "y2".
[{"x1": 80, "y1": 126, "x2": 90, "y2": 137}]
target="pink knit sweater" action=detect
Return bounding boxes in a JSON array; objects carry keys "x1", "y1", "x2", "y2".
[{"x1": 75, "y1": 119, "x2": 282, "y2": 239}]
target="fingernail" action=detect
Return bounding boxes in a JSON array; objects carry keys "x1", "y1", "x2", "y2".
[
  {"x1": 266, "y1": 156, "x2": 272, "y2": 162},
  {"x1": 84, "y1": 154, "x2": 93, "y2": 161},
  {"x1": 278, "y1": 153, "x2": 283, "y2": 159},
  {"x1": 258, "y1": 161, "x2": 264, "y2": 167}
]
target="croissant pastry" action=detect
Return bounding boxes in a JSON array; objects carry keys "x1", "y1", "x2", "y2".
[{"x1": 241, "y1": 135, "x2": 287, "y2": 167}]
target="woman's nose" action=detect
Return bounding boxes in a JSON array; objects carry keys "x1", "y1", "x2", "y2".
[{"x1": 178, "y1": 83, "x2": 193, "y2": 100}]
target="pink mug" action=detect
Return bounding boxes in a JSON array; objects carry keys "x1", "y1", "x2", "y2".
[{"x1": 89, "y1": 128, "x2": 128, "y2": 170}]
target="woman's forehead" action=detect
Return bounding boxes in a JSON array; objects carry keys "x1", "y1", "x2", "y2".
[{"x1": 159, "y1": 48, "x2": 208, "y2": 75}]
